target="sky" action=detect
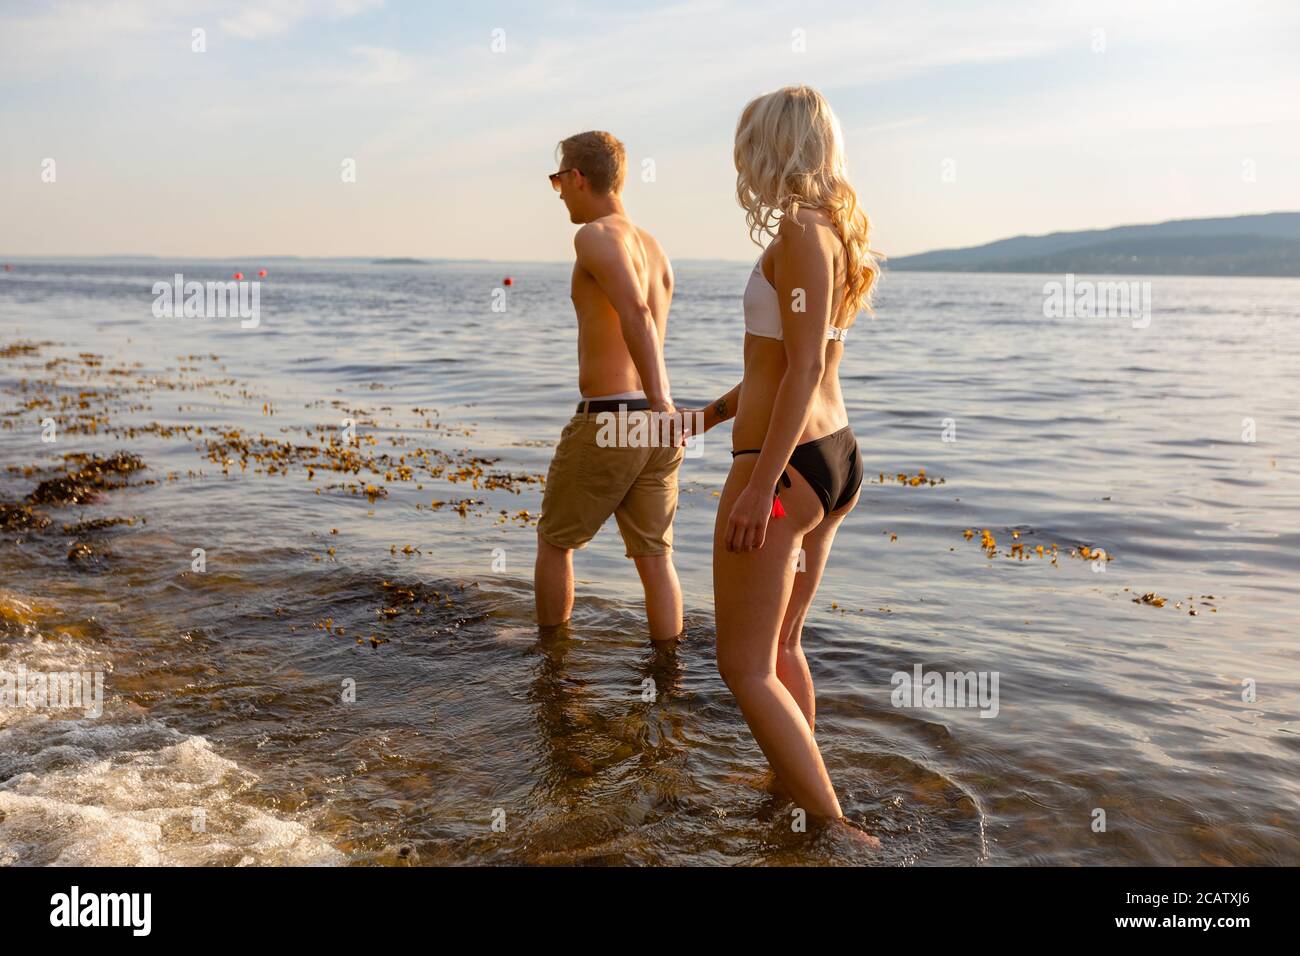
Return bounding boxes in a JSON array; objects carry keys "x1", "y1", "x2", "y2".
[{"x1": 2, "y1": 0, "x2": 1299, "y2": 261}]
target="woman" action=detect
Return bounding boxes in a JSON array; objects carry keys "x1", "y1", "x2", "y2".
[{"x1": 688, "y1": 86, "x2": 879, "y2": 839}]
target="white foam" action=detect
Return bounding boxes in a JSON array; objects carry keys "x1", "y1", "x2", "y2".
[
  {"x1": 0, "y1": 733, "x2": 344, "y2": 866},
  {"x1": 1, "y1": 607, "x2": 344, "y2": 866}
]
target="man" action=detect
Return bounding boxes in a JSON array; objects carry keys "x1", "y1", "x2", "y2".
[{"x1": 535, "y1": 130, "x2": 684, "y2": 643}]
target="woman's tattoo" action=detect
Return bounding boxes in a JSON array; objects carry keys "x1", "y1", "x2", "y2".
[{"x1": 713, "y1": 396, "x2": 728, "y2": 420}]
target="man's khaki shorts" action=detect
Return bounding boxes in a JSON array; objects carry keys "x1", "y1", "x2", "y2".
[{"x1": 538, "y1": 410, "x2": 684, "y2": 558}]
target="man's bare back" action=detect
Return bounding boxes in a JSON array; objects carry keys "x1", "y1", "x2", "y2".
[{"x1": 571, "y1": 214, "x2": 673, "y2": 400}]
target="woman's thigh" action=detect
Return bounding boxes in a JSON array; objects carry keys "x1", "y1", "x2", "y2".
[
  {"x1": 713, "y1": 457, "x2": 824, "y2": 674},
  {"x1": 781, "y1": 487, "x2": 859, "y2": 647}
]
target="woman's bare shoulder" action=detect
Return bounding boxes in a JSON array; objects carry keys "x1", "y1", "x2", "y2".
[{"x1": 775, "y1": 208, "x2": 838, "y2": 263}]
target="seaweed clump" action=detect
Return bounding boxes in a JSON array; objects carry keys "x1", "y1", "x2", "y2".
[
  {"x1": 0, "y1": 502, "x2": 51, "y2": 531},
  {"x1": 27, "y1": 452, "x2": 146, "y2": 506}
]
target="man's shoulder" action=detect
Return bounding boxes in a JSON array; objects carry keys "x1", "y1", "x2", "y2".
[
  {"x1": 617, "y1": 220, "x2": 667, "y2": 269},
  {"x1": 573, "y1": 216, "x2": 628, "y2": 253},
  {"x1": 632, "y1": 223, "x2": 665, "y2": 257},
  {"x1": 574, "y1": 216, "x2": 669, "y2": 278}
]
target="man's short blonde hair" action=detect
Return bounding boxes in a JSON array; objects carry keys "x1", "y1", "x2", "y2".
[{"x1": 558, "y1": 131, "x2": 626, "y2": 195}]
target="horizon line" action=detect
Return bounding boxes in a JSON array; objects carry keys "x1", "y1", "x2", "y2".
[{"x1": 6, "y1": 209, "x2": 1297, "y2": 266}]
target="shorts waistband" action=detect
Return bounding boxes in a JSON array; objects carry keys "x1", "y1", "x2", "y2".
[{"x1": 576, "y1": 398, "x2": 653, "y2": 416}]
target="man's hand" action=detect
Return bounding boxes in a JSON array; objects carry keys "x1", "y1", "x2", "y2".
[
  {"x1": 675, "y1": 407, "x2": 701, "y2": 438},
  {"x1": 649, "y1": 401, "x2": 681, "y2": 448},
  {"x1": 651, "y1": 404, "x2": 712, "y2": 448}
]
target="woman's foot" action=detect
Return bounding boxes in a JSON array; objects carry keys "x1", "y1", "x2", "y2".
[{"x1": 836, "y1": 818, "x2": 882, "y2": 849}]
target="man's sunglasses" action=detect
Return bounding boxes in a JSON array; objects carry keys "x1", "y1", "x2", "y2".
[{"x1": 549, "y1": 168, "x2": 580, "y2": 191}]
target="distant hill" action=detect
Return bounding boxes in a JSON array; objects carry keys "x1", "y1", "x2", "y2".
[{"x1": 886, "y1": 212, "x2": 1300, "y2": 276}]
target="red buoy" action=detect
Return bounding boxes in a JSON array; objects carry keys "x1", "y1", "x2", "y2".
[
  {"x1": 233, "y1": 272, "x2": 244, "y2": 280},
  {"x1": 257, "y1": 269, "x2": 267, "y2": 278},
  {"x1": 503, "y1": 277, "x2": 513, "y2": 286}
]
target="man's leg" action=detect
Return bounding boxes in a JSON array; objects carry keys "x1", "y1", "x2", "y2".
[
  {"x1": 534, "y1": 414, "x2": 598, "y2": 630},
  {"x1": 618, "y1": 440, "x2": 685, "y2": 644},
  {"x1": 534, "y1": 533, "x2": 574, "y2": 627},
  {"x1": 632, "y1": 552, "x2": 682, "y2": 643}
]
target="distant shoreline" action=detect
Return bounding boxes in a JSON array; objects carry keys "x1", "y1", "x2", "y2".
[
  {"x1": 885, "y1": 265, "x2": 1300, "y2": 278},
  {"x1": 887, "y1": 211, "x2": 1300, "y2": 278},
  {"x1": 7, "y1": 209, "x2": 1300, "y2": 279}
]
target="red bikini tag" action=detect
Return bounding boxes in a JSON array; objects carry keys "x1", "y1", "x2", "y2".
[{"x1": 770, "y1": 496, "x2": 786, "y2": 519}]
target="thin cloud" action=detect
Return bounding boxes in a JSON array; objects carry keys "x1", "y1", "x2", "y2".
[
  {"x1": 861, "y1": 116, "x2": 929, "y2": 135},
  {"x1": 219, "y1": 0, "x2": 382, "y2": 39}
]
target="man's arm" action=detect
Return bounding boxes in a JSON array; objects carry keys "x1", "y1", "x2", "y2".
[{"x1": 574, "y1": 223, "x2": 672, "y2": 410}]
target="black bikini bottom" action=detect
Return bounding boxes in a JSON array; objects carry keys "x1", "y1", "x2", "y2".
[{"x1": 732, "y1": 425, "x2": 863, "y2": 519}]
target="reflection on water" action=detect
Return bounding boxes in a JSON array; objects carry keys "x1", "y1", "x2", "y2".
[{"x1": 1, "y1": 260, "x2": 1298, "y2": 865}]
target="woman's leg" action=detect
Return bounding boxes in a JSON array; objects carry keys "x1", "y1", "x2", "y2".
[
  {"x1": 777, "y1": 490, "x2": 859, "y2": 732},
  {"x1": 714, "y1": 456, "x2": 842, "y2": 820}
]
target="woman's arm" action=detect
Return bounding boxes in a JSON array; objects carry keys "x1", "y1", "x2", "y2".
[
  {"x1": 702, "y1": 381, "x2": 742, "y2": 432},
  {"x1": 725, "y1": 218, "x2": 835, "y2": 552},
  {"x1": 675, "y1": 381, "x2": 741, "y2": 442}
]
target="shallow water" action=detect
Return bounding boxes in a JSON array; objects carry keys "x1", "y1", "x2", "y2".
[{"x1": 1, "y1": 259, "x2": 1297, "y2": 865}]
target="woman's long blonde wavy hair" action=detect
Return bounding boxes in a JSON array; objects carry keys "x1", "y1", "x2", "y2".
[{"x1": 734, "y1": 85, "x2": 881, "y2": 326}]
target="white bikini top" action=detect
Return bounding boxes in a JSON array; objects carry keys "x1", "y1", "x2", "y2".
[{"x1": 743, "y1": 255, "x2": 849, "y2": 343}]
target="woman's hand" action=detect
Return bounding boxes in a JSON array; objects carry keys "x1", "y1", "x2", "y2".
[
  {"x1": 674, "y1": 408, "x2": 705, "y2": 443},
  {"x1": 725, "y1": 482, "x2": 773, "y2": 552}
]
